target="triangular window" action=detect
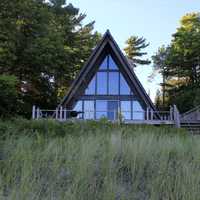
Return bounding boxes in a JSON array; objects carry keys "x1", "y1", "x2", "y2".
[
  {"x1": 99, "y1": 56, "x2": 107, "y2": 70},
  {"x1": 85, "y1": 77, "x2": 95, "y2": 95},
  {"x1": 120, "y1": 73, "x2": 131, "y2": 95},
  {"x1": 85, "y1": 54, "x2": 133, "y2": 95},
  {"x1": 132, "y1": 101, "x2": 144, "y2": 120},
  {"x1": 108, "y1": 55, "x2": 118, "y2": 70}
]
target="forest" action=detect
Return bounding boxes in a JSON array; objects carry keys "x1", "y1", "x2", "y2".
[{"x1": 0, "y1": 0, "x2": 200, "y2": 118}]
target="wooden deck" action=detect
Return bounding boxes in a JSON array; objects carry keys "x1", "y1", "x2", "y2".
[
  {"x1": 31, "y1": 104, "x2": 200, "y2": 134},
  {"x1": 32, "y1": 105, "x2": 180, "y2": 127}
]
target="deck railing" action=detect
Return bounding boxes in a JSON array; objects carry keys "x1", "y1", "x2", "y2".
[{"x1": 32, "y1": 105, "x2": 181, "y2": 127}]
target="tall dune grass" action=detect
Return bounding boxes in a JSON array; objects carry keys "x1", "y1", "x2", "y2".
[{"x1": 0, "y1": 119, "x2": 199, "y2": 199}]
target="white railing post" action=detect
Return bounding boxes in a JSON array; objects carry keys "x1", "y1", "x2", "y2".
[
  {"x1": 146, "y1": 107, "x2": 149, "y2": 120},
  {"x1": 56, "y1": 108, "x2": 58, "y2": 120},
  {"x1": 59, "y1": 106, "x2": 63, "y2": 121},
  {"x1": 32, "y1": 105, "x2": 36, "y2": 119},
  {"x1": 63, "y1": 108, "x2": 66, "y2": 121},
  {"x1": 150, "y1": 109, "x2": 153, "y2": 120},
  {"x1": 170, "y1": 106, "x2": 173, "y2": 121},
  {"x1": 36, "y1": 107, "x2": 40, "y2": 119},
  {"x1": 173, "y1": 105, "x2": 180, "y2": 128}
]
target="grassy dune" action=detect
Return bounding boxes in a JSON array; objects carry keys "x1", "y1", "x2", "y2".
[{"x1": 0, "y1": 119, "x2": 200, "y2": 200}]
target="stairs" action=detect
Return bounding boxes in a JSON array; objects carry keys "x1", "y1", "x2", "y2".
[{"x1": 181, "y1": 120, "x2": 200, "y2": 134}]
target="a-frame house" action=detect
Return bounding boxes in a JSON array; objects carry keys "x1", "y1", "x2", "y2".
[{"x1": 60, "y1": 30, "x2": 157, "y2": 120}]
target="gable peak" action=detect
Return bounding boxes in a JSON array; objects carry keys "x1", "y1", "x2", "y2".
[{"x1": 103, "y1": 29, "x2": 112, "y2": 38}]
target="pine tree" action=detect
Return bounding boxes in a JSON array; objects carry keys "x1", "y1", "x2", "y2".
[
  {"x1": 0, "y1": 0, "x2": 101, "y2": 117},
  {"x1": 124, "y1": 36, "x2": 151, "y2": 67},
  {"x1": 152, "y1": 12, "x2": 200, "y2": 112}
]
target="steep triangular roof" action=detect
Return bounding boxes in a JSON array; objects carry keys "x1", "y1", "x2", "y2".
[{"x1": 60, "y1": 30, "x2": 156, "y2": 111}]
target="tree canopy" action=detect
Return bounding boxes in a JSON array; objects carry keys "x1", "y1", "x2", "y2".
[
  {"x1": 124, "y1": 36, "x2": 151, "y2": 67},
  {"x1": 153, "y1": 12, "x2": 200, "y2": 112},
  {"x1": 0, "y1": 0, "x2": 101, "y2": 117},
  {"x1": 1, "y1": 1, "x2": 200, "y2": 117}
]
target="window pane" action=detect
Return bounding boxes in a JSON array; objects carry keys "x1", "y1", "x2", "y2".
[
  {"x1": 121, "y1": 101, "x2": 131, "y2": 120},
  {"x1": 73, "y1": 101, "x2": 83, "y2": 119},
  {"x1": 99, "y1": 56, "x2": 108, "y2": 70},
  {"x1": 84, "y1": 101, "x2": 94, "y2": 119},
  {"x1": 96, "y1": 100, "x2": 107, "y2": 119},
  {"x1": 108, "y1": 55, "x2": 118, "y2": 70},
  {"x1": 73, "y1": 101, "x2": 82, "y2": 111},
  {"x1": 85, "y1": 76, "x2": 96, "y2": 95},
  {"x1": 97, "y1": 72, "x2": 107, "y2": 94},
  {"x1": 132, "y1": 101, "x2": 144, "y2": 120},
  {"x1": 120, "y1": 73, "x2": 130, "y2": 95},
  {"x1": 108, "y1": 101, "x2": 119, "y2": 120},
  {"x1": 108, "y1": 72, "x2": 119, "y2": 95}
]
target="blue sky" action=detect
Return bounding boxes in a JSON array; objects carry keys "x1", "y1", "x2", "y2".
[{"x1": 69, "y1": 0, "x2": 200, "y2": 101}]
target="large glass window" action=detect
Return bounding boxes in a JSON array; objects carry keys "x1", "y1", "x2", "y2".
[
  {"x1": 81, "y1": 53, "x2": 138, "y2": 121},
  {"x1": 121, "y1": 101, "x2": 131, "y2": 120},
  {"x1": 96, "y1": 100, "x2": 107, "y2": 119},
  {"x1": 120, "y1": 73, "x2": 130, "y2": 95},
  {"x1": 97, "y1": 72, "x2": 107, "y2": 94},
  {"x1": 84, "y1": 54, "x2": 135, "y2": 96},
  {"x1": 108, "y1": 55, "x2": 118, "y2": 70},
  {"x1": 85, "y1": 77, "x2": 96, "y2": 94},
  {"x1": 132, "y1": 101, "x2": 144, "y2": 120},
  {"x1": 108, "y1": 72, "x2": 119, "y2": 94},
  {"x1": 84, "y1": 101, "x2": 94, "y2": 119}
]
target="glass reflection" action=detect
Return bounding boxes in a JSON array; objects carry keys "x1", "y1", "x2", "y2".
[
  {"x1": 99, "y1": 56, "x2": 108, "y2": 70},
  {"x1": 73, "y1": 101, "x2": 83, "y2": 119},
  {"x1": 96, "y1": 100, "x2": 107, "y2": 119},
  {"x1": 84, "y1": 101, "x2": 94, "y2": 119},
  {"x1": 109, "y1": 72, "x2": 119, "y2": 94},
  {"x1": 97, "y1": 72, "x2": 107, "y2": 94},
  {"x1": 120, "y1": 73, "x2": 130, "y2": 95},
  {"x1": 132, "y1": 101, "x2": 144, "y2": 120},
  {"x1": 108, "y1": 101, "x2": 119, "y2": 120},
  {"x1": 85, "y1": 77, "x2": 96, "y2": 94},
  {"x1": 109, "y1": 55, "x2": 118, "y2": 70},
  {"x1": 121, "y1": 101, "x2": 131, "y2": 120}
]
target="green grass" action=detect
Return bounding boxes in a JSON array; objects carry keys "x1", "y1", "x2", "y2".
[{"x1": 0, "y1": 119, "x2": 200, "y2": 200}]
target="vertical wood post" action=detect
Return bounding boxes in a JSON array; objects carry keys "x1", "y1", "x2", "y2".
[
  {"x1": 63, "y1": 108, "x2": 66, "y2": 121},
  {"x1": 59, "y1": 106, "x2": 63, "y2": 121},
  {"x1": 146, "y1": 107, "x2": 149, "y2": 120},
  {"x1": 170, "y1": 106, "x2": 173, "y2": 121},
  {"x1": 150, "y1": 109, "x2": 153, "y2": 120},
  {"x1": 36, "y1": 107, "x2": 40, "y2": 119},
  {"x1": 118, "y1": 106, "x2": 120, "y2": 124},
  {"x1": 173, "y1": 105, "x2": 180, "y2": 128},
  {"x1": 32, "y1": 105, "x2": 36, "y2": 119},
  {"x1": 55, "y1": 108, "x2": 58, "y2": 120}
]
